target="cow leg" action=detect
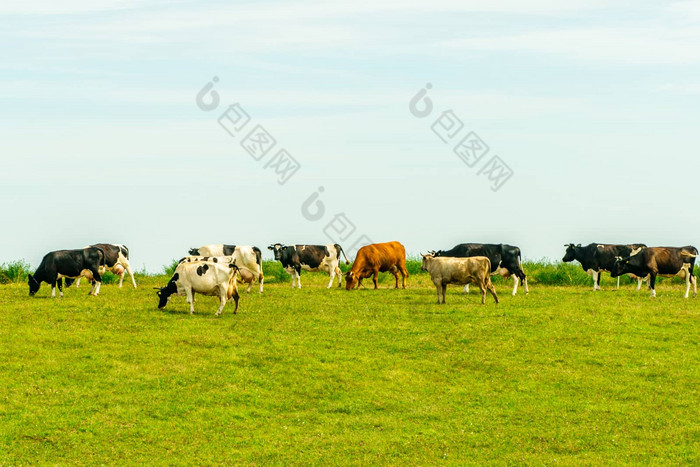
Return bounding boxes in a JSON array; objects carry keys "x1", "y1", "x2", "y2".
[
  {"x1": 463, "y1": 284, "x2": 469, "y2": 294},
  {"x1": 51, "y1": 279, "x2": 57, "y2": 298},
  {"x1": 649, "y1": 272, "x2": 657, "y2": 298},
  {"x1": 185, "y1": 287, "x2": 195, "y2": 314},
  {"x1": 511, "y1": 275, "x2": 518, "y2": 296},
  {"x1": 296, "y1": 269, "x2": 302, "y2": 289},
  {"x1": 589, "y1": 270, "x2": 599, "y2": 291},
  {"x1": 372, "y1": 269, "x2": 380, "y2": 289},
  {"x1": 399, "y1": 264, "x2": 408, "y2": 289},
  {"x1": 117, "y1": 268, "x2": 125, "y2": 288},
  {"x1": 258, "y1": 270, "x2": 264, "y2": 293},
  {"x1": 684, "y1": 269, "x2": 691, "y2": 299},
  {"x1": 327, "y1": 269, "x2": 335, "y2": 289},
  {"x1": 479, "y1": 282, "x2": 487, "y2": 304},
  {"x1": 57, "y1": 278, "x2": 63, "y2": 298},
  {"x1": 230, "y1": 288, "x2": 240, "y2": 314},
  {"x1": 637, "y1": 276, "x2": 642, "y2": 291},
  {"x1": 392, "y1": 270, "x2": 400, "y2": 289},
  {"x1": 75, "y1": 277, "x2": 81, "y2": 288},
  {"x1": 692, "y1": 275, "x2": 697, "y2": 298},
  {"x1": 126, "y1": 263, "x2": 137, "y2": 288},
  {"x1": 487, "y1": 280, "x2": 499, "y2": 304},
  {"x1": 596, "y1": 271, "x2": 602, "y2": 290},
  {"x1": 434, "y1": 281, "x2": 442, "y2": 304},
  {"x1": 335, "y1": 266, "x2": 342, "y2": 287},
  {"x1": 287, "y1": 267, "x2": 296, "y2": 288},
  {"x1": 216, "y1": 287, "x2": 228, "y2": 316}
]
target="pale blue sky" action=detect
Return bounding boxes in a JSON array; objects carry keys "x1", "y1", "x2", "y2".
[{"x1": 2, "y1": 0, "x2": 700, "y2": 271}]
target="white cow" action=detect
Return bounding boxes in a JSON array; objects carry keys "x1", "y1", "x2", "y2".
[
  {"x1": 178, "y1": 256, "x2": 256, "y2": 291},
  {"x1": 156, "y1": 261, "x2": 240, "y2": 315},
  {"x1": 188, "y1": 245, "x2": 264, "y2": 292}
]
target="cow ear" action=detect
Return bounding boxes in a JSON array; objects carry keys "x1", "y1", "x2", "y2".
[{"x1": 576, "y1": 243, "x2": 581, "y2": 247}]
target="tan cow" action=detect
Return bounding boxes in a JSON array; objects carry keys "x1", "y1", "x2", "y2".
[{"x1": 421, "y1": 254, "x2": 499, "y2": 305}]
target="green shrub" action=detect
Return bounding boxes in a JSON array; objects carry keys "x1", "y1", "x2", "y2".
[
  {"x1": 163, "y1": 259, "x2": 180, "y2": 276},
  {"x1": 0, "y1": 260, "x2": 32, "y2": 284}
]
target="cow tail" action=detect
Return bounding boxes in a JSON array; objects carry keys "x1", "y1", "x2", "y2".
[
  {"x1": 253, "y1": 247, "x2": 262, "y2": 266},
  {"x1": 336, "y1": 244, "x2": 350, "y2": 264}
]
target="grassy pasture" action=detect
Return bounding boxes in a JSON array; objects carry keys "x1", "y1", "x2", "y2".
[{"x1": 1, "y1": 263, "x2": 700, "y2": 464}]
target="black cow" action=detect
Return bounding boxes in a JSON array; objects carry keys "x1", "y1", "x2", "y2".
[
  {"x1": 268, "y1": 243, "x2": 349, "y2": 288},
  {"x1": 562, "y1": 243, "x2": 647, "y2": 291},
  {"x1": 429, "y1": 243, "x2": 528, "y2": 295},
  {"x1": 611, "y1": 246, "x2": 698, "y2": 298},
  {"x1": 28, "y1": 247, "x2": 105, "y2": 297}
]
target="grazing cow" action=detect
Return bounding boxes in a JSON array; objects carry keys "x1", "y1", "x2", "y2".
[
  {"x1": 188, "y1": 245, "x2": 264, "y2": 292},
  {"x1": 156, "y1": 261, "x2": 240, "y2": 315},
  {"x1": 178, "y1": 256, "x2": 256, "y2": 290},
  {"x1": 611, "y1": 246, "x2": 698, "y2": 298},
  {"x1": 344, "y1": 241, "x2": 408, "y2": 290},
  {"x1": 421, "y1": 254, "x2": 498, "y2": 305},
  {"x1": 563, "y1": 243, "x2": 647, "y2": 291},
  {"x1": 267, "y1": 243, "x2": 349, "y2": 288},
  {"x1": 71, "y1": 243, "x2": 137, "y2": 289},
  {"x1": 430, "y1": 243, "x2": 528, "y2": 295},
  {"x1": 28, "y1": 247, "x2": 105, "y2": 297}
]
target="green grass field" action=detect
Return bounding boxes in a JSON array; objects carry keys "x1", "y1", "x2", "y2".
[{"x1": 1, "y1": 262, "x2": 699, "y2": 464}]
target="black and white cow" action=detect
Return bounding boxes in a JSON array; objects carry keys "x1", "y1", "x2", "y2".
[
  {"x1": 28, "y1": 247, "x2": 105, "y2": 297},
  {"x1": 71, "y1": 243, "x2": 136, "y2": 289},
  {"x1": 156, "y1": 260, "x2": 240, "y2": 315},
  {"x1": 429, "y1": 243, "x2": 528, "y2": 296},
  {"x1": 267, "y1": 243, "x2": 349, "y2": 288},
  {"x1": 188, "y1": 245, "x2": 264, "y2": 292},
  {"x1": 178, "y1": 255, "x2": 258, "y2": 292},
  {"x1": 611, "y1": 246, "x2": 698, "y2": 298},
  {"x1": 562, "y1": 243, "x2": 647, "y2": 291}
]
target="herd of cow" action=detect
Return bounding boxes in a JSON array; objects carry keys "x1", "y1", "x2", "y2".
[{"x1": 24, "y1": 240, "x2": 698, "y2": 315}]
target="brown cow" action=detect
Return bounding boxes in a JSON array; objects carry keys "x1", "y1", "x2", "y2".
[
  {"x1": 345, "y1": 241, "x2": 408, "y2": 290},
  {"x1": 611, "y1": 246, "x2": 698, "y2": 298},
  {"x1": 421, "y1": 254, "x2": 499, "y2": 305}
]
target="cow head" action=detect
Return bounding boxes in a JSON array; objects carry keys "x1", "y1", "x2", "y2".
[
  {"x1": 611, "y1": 248, "x2": 645, "y2": 278},
  {"x1": 420, "y1": 253, "x2": 434, "y2": 271},
  {"x1": 155, "y1": 273, "x2": 179, "y2": 309},
  {"x1": 344, "y1": 271, "x2": 359, "y2": 290},
  {"x1": 28, "y1": 274, "x2": 40, "y2": 296},
  {"x1": 610, "y1": 256, "x2": 629, "y2": 278},
  {"x1": 267, "y1": 243, "x2": 285, "y2": 261},
  {"x1": 562, "y1": 243, "x2": 580, "y2": 262}
]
